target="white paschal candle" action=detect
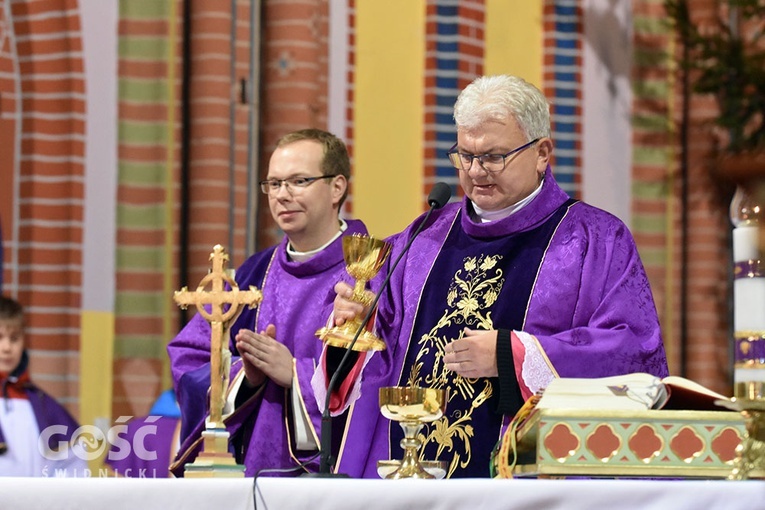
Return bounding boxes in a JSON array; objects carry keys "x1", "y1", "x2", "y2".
[{"x1": 732, "y1": 216, "x2": 765, "y2": 388}]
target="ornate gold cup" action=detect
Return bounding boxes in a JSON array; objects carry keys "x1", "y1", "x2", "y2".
[
  {"x1": 316, "y1": 234, "x2": 391, "y2": 351},
  {"x1": 377, "y1": 386, "x2": 447, "y2": 479}
]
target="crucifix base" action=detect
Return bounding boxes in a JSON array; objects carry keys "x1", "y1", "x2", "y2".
[{"x1": 184, "y1": 428, "x2": 245, "y2": 478}]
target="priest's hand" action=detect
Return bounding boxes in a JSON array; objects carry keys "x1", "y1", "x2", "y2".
[
  {"x1": 443, "y1": 328, "x2": 498, "y2": 378},
  {"x1": 235, "y1": 324, "x2": 293, "y2": 388},
  {"x1": 332, "y1": 281, "x2": 372, "y2": 326}
]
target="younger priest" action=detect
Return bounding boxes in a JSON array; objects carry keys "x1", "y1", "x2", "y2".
[{"x1": 168, "y1": 129, "x2": 368, "y2": 477}]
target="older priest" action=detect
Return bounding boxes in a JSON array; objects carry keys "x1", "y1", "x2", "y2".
[{"x1": 329, "y1": 75, "x2": 669, "y2": 478}]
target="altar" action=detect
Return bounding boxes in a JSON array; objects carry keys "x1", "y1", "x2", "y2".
[{"x1": 1, "y1": 476, "x2": 764, "y2": 510}]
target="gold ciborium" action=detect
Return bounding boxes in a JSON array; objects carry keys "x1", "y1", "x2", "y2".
[
  {"x1": 316, "y1": 234, "x2": 391, "y2": 351},
  {"x1": 377, "y1": 386, "x2": 447, "y2": 479}
]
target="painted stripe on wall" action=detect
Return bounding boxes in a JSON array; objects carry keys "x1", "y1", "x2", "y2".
[
  {"x1": 423, "y1": 0, "x2": 484, "y2": 203},
  {"x1": 631, "y1": 3, "x2": 676, "y2": 373},
  {"x1": 543, "y1": 0, "x2": 582, "y2": 198},
  {"x1": 354, "y1": 0, "x2": 425, "y2": 238},
  {"x1": 485, "y1": 0, "x2": 543, "y2": 86},
  {"x1": 114, "y1": 0, "x2": 175, "y2": 416}
]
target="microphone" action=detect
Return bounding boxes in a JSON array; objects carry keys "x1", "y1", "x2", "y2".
[{"x1": 312, "y1": 182, "x2": 452, "y2": 476}]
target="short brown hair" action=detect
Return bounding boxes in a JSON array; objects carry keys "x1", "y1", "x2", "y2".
[{"x1": 0, "y1": 295, "x2": 24, "y2": 323}]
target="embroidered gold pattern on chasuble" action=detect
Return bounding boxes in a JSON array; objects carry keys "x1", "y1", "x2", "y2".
[{"x1": 407, "y1": 254, "x2": 505, "y2": 477}]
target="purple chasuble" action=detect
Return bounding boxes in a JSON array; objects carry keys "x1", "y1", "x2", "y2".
[
  {"x1": 106, "y1": 415, "x2": 180, "y2": 477},
  {"x1": 334, "y1": 168, "x2": 668, "y2": 479},
  {"x1": 390, "y1": 197, "x2": 577, "y2": 478},
  {"x1": 168, "y1": 219, "x2": 368, "y2": 477}
]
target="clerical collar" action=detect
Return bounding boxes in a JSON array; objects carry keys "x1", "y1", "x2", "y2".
[
  {"x1": 472, "y1": 179, "x2": 544, "y2": 223},
  {"x1": 287, "y1": 219, "x2": 348, "y2": 262}
]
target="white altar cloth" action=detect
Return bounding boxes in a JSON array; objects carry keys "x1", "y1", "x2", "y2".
[
  {"x1": 0, "y1": 476, "x2": 255, "y2": 510},
  {"x1": 254, "y1": 477, "x2": 765, "y2": 510},
  {"x1": 1, "y1": 475, "x2": 764, "y2": 510}
]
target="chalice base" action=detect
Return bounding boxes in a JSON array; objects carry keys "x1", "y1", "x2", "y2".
[
  {"x1": 377, "y1": 459, "x2": 446, "y2": 479},
  {"x1": 316, "y1": 320, "x2": 386, "y2": 352}
]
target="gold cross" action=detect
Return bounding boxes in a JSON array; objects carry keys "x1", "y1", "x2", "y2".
[{"x1": 174, "y1": 244, "x2": 262, "y2": 428}]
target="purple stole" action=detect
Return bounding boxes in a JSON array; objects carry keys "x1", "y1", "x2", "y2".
[{"x1": 392, "y1": 199, "x2": 576, "y2": 478}]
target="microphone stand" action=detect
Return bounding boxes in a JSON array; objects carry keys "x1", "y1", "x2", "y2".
[{"x1": 308, "y1": 184, "x2": 451, "y2": 476}]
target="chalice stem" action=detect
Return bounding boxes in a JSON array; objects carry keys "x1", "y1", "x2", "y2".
[
  {"x1": 388, "y1": 421, "x2": 432, "y2": 479},
  {"x1": 352, "y1": 279, "x2": 369, "y2": 304}
]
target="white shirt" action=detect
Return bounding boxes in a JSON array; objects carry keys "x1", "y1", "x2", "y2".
[
  {"x1": 0, "y1": 398, "x2": 87, "y2": 477},
  {"x1": 472, "y1": 180, "x2": 544, "y2": 223}
]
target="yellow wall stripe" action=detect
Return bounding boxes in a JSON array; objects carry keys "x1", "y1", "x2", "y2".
[
  {"x1": 79, "y1": 310, "x2": 115, "y2": 470},
  {"x1": 353, "y1": 0, "x2": 426, "y2": 238},
  {"x1": 162, "y1": 0, "x2": 178, "y2": 391},
  {"x1": 485, "y1": 0, "x2": 543, "y2": 87}
]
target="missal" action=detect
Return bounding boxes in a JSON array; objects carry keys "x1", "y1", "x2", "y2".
[{"x1": 536, "y1": 373, "x2": 731, "y2": 412}]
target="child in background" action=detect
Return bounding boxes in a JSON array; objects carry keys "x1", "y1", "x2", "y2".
[{"x1": 0, "y1": 295, "x2": 87, "y2": 476}]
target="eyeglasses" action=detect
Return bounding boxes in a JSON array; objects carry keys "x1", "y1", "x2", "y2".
[
  {"x1": 446, "y1": 138, "x2": 540, "y2": 173},
  {"x1": 259, "y1": 175, "x2": 337, "y2": 195}
]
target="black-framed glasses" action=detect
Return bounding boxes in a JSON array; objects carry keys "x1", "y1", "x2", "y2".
[
  {"x1": 259, "y1": 175, "x2": 337, "y2": 195},
  {"x1": 446, "y1": 138, "x2": 540, "y2": 173}
]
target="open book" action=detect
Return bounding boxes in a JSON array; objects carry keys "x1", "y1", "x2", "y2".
[{"x1": 536, "y1": 373, "x2": 732, "y2": 412}]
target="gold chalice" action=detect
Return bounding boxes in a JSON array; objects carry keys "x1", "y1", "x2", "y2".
[
  {"x1": 377, "y1": 386, "x2": 447, "y2": 479},
  {"x1": 316, "y1": 234, "x2": 391, "y2": 351}
]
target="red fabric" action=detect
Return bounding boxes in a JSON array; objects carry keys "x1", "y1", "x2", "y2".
[
  {"x1": 0, "y1": 370, "x2": 31, "y2": 400},
  {"x1": 510, "y1": 332, "x2": 532, "y2": 401},
  {"x1": 326, "y1": 310, "x2": 379, "y2": 412},
  {"x1": 328, "y1": 354, "x2": 365, "y2": 413}
]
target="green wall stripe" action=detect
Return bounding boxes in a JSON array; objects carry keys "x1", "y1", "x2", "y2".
[
  {"x1": 115, "y1": 292, "x2": 168, "y2": 315},
  {"x1": 637, "y1": 247, "x2": 667, "y2": 267},
  {"x1": 118, "y1": 38, "x2": 168, "y2": 59},
  {"x1": 116, "y1": 203, "x2": 166, "y2": 224},
  {"x1": 118, "y1": 162, "x2": 166, "y2": 186},
  {"x1": 632, "y1": 213, "x2": 667, "y2": 233},
  {"x1": 118, "y1": 121, "x2": 169, "y2": 144},
  {"x1": 116, "y1": 246, "x2": 165, "y2": 269},
  {"x1": 633, "y1": 180, "x2": 668, "y2": 200},
  {"x1": 115, "y1": 337, "x2": 167, "y2": 359},
  {"x1": 119, "y1": 79, "x2": 169, "y2": 103},
  {"x1": 120, "y1": 0, "x2": 169, "y2": 19},
  {"x1": 633, "y1": 146, "x2": 671, "y2": 167}
]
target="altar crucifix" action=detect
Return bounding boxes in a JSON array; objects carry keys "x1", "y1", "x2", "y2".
[{"x1": 173, "y1": 244, "x2": 263, "y2": 477}]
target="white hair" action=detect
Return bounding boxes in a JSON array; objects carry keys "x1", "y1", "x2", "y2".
[{"x1": 453, "y1": 75, "x2": 551, "y2": 140}]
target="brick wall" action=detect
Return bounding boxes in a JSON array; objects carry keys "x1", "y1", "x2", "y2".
[
  {"x1": 4, "y1": 0, "x2": 85, "y2": 412},
  {"x1": 256, "y1": 0, "x2": 331, "y2": 250}
]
